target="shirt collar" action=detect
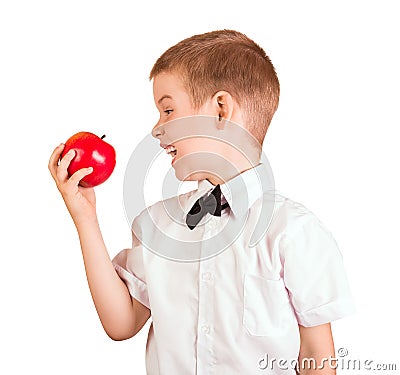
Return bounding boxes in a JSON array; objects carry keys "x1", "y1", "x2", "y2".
[{"x1": 181, "y1": 163, "x2": 268, "y2": 219}]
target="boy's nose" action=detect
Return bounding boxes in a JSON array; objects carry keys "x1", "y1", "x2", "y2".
[{"x1": 152, "y1": 121, "x2": 165, "y2": 139}]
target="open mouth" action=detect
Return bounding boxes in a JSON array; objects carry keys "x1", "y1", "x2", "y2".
[{"x1": 164, "y1": 144, "x2": 177, "y2": 159}]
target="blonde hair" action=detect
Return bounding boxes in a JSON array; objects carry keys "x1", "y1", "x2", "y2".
[{"x1": 149, "y1": 29, "x2": 280, "y2": 145}]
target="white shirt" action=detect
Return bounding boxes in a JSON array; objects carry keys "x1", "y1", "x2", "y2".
[{"x1": 112, "y1": 163, "x2": 355, "y2": 375}]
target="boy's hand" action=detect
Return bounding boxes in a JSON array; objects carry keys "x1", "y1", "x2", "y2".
[{"x1": 48, "y1": 143, "x2": 96, "y2": 222}]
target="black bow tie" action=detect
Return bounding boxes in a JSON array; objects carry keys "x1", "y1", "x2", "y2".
[{"x1": 186, "y1": 184, "x2": 230, "y2": 230}]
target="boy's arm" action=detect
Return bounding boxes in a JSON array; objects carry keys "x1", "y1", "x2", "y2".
[
  {"x1": 298, "y1": 323, "x2": 336, "y2": 374},
  {"x1": 75, "y1": 215, "x2": 151, "y2": 340},
  {"x1": 49, "y1": 144, "x2": 150, "y2": 340}
]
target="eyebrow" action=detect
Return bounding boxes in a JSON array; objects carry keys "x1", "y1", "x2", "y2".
[{"x1": 157, "y1": 94, "x2": 173, "y2": 105}]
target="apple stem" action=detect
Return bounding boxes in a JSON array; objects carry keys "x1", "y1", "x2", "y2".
[{"x1": 101, "y1": 134, "x2": 106, "y2": 139}]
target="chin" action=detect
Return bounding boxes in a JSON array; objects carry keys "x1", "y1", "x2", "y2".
[
  {"x1": 173, "y1": 167, "x2": 208, "y2": 182},
  {"x1": 183, "y1": 172, "x2": 206, "y2": 182}
]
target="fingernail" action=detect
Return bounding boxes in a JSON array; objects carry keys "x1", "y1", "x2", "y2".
[{"x1": 88, "y1": 167, "x2": 93, "y2": 172}]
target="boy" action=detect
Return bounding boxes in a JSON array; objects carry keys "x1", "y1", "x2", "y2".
[{"x1": 49, "y1": 30, "x2": 355, "y2": 374}]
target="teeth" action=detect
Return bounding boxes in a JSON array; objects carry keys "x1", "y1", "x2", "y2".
[{"x1": 165, "y1": 145, "x2": 177, "y2": 156}]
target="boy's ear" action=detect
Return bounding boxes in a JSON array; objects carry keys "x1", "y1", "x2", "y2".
[{"x1": 211, "y1": 91, "x2": 234, "y2": 129}]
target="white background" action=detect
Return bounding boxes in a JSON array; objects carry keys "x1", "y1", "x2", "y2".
[{"x1": 1, "y1": 1, "x2": 399, "y2": 374}]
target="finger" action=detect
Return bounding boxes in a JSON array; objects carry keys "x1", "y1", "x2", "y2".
[
  {"x1": 57, "y1": 149, "x2": 76, "y2": 182},
  {"x1": 68, "y1": 167, "x2": 93, "y2": 187},
  {"x1": 48, "y1": 143, "x2": 65, "y2": 180}
]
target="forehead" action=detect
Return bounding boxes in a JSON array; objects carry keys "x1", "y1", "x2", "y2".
[{"x1": 153, "y1": 72, "x2": 187, "y2": 100}]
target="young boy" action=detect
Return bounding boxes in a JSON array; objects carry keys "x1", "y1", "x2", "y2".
[{"x1": 49, "y1": 30, "x2": 355, "y2": 374}]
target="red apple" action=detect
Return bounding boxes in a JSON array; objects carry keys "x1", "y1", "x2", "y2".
[{"x1": 60, "y1": 131, "x2": 116, "y2": 188}]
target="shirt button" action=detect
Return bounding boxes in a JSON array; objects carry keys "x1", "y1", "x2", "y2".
[
  {"x1": 201, "y1": 325, "x2": 210, "y2": 334},
  {"x1": 202, "y1": 272, "x2": 212, "y2": 281}
]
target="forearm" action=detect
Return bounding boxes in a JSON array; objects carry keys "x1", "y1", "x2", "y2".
[
  {"x1": 298, "y1": 349, "x2": 336, "y2": 375},
  {"x1": 74, "y1": 215, "x2": 136, "y2": 340},
  {"x1": 298, "y1": 324, "x2": 336, "y2": 375}
]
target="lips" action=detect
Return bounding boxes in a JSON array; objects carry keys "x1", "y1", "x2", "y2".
[{"x1": 161, "y1": 143, "x2": 178, "y2": 162}]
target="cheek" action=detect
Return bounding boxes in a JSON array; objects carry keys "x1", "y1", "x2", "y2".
[
  {"x1": 175, "y1": 139, "x2": 197, "y2": 155},
  {"x1": 176, "y1": 138, "x2": 219, "y2": 156}
]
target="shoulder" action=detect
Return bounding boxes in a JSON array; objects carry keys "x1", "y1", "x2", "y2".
[
  {"x1": 266, "y1": 189, "x2": 332, "y2": 240},
  {"x1": 266, "y1": 190, "x2": 341, "y2": 261}
]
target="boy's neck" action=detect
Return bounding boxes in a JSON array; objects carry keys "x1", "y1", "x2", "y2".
[{"x1": 206, "y1": 164, "x2": 257, "y2": 186}]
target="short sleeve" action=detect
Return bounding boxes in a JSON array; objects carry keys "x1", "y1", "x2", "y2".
[
  {"x1": 112, "y1": 217, "x2": 150, "y2": 309},
  {"x1": 281, "y1": 214, "x2": 355, "y2": 327}
]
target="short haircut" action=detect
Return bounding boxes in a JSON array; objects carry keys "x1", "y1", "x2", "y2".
[{"x1": 149, "y1": 29, "x2": 280, "y2": 145}]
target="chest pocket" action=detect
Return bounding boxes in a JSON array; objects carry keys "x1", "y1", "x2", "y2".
[{"x1": 243, "y1": 274, "x2": 295, "y2": 336}]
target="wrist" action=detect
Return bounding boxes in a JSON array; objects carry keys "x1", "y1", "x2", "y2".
[{"x1": 72, "y1": 211, "x2": 99, "y2": 228}]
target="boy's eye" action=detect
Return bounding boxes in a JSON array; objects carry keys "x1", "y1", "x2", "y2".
[{"x1": 164, "y1": 109, "x2": 173, "y2": 115}]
